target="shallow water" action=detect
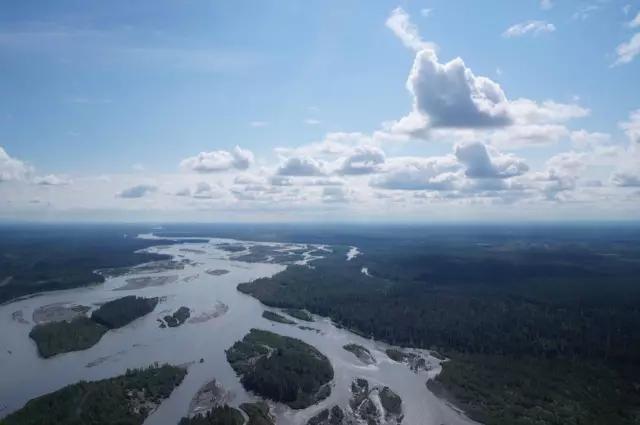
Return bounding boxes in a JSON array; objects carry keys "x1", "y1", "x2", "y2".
[{"x1": 0, "y1": 236, "x2": 475, "y2": 425}]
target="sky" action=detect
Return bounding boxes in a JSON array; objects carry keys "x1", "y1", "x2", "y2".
[{"x1": 0, "y1": 0, "x2": 639, "y2": 222}]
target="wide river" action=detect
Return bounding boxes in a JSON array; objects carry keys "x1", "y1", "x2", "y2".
[{"x1": 0, "y1": 235, "x2": 476, "y2": 425}]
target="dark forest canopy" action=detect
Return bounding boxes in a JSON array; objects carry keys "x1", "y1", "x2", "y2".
[
  {"x1": 226, "y1": 329, "x2": 334, "y2": 409},
  {"x1": 1, "y1": 364, "x2": 186, "y2": 425},
  {"x1": 237, "y1": 225, "x2": 640, "y2": 425}
]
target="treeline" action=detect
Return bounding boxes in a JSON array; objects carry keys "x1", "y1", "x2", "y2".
[
  {"x1": 238, "y1": 234, "x2": 640, "y2": 424},
  {"x1": 0, "y1": 225, "x2": 171, "y2": 304},
  {"x1": 1, "y1": 364, "x2": 186, "y2": 425},
  {"x1": 92, "y1": 295, "x2": 159, "y2": 329}
]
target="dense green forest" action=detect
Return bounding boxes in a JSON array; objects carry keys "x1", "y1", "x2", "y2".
[
  {"x1": 178, "y1": 406, "x2": 245, "y2": 425},
  {"x1": 262, "y1": 310, "x2": 295, "y2": 324},
  {"x1": 238, "y1": 227, "x2": 640, "y2": 425},
  {"x1": 29, "y1": 317, "x2": 108, "y2": 358},
  {"x1": 177, "y1": 402, "x2": 275, "y2": 425},
  {"x1": 226, "y1": 329, "x2": 334, "y2": 409},
  {"x1": 0, "y1": 364, "x2": 186, "y2": 425},
  {"x1": 29, "y1": 295, "x2": 159, "y2": 357},
  {"x1": 0, "y1": 224, "x2": 172, "y2": 304},
  {"x1": 91, "y1": 295, "x2": 159, "y2": 329}
]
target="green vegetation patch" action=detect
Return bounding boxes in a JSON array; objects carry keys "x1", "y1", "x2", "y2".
[
  {"x1": 343, "y1": 343, "x2": 376, "y2": 365},
  {"x1": 2, "y1": 364, "x2": 186, "y2": 425},
  {"x1": 226, "y1": 329, "x2": 334, "y2": 409},
  {"x1": 379, "y1": 387, "x2": 402, "y2": 415},
  {"x1": 178, "y1": 406, "x2": 244, "y2": 425},
  {"x1": 283, "y1": 308, "x2": 313, "y2": 322},
  {"x1": 261, "y1": 310, "x2": 295, "y2": 324},
  {"x1": 240, "y1": 402, "x2": 275, "y2": 425},
  {"x1": 431, "y1": 354, "x2": 640, "y2": 425},
  {"x1": 91, "y1": 295, "x2": 159, "y2": 329},
  {"x1": 162, "y1": 306, "x2": 191, "y2": 328},
  {"x1": 28, "y1": 317, "x2": 108, "y2": 358}
]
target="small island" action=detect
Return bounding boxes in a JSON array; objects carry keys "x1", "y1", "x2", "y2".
[
  {"x1": 262, "y1": 310, "x2": 295, "y2": 324},
  {"x1": 30, "y1": 295, "x2": 159, "y2": 358},
  {"x1": 159, "y1": 306, "x2": 191, "y2": 328},
  {"x1": 284, "y1": 308, "x2": 314, "y2": 322},
  {"x1": 385, "y1": 348, "x2": 429, "y2": 372},
  {"x1": 205, "y1": 269, "x2": 230, "y2": 276},
  {"x1": 343, "y1": 343, "x2": 376, "y2": 365},
  {"x1": 29, "y1": 317, "x2": 108, "y2": 358},
  {"x1": 226, "y1": 329, "x2": 334, "y2": 409},
  {"x1": 2, "y1": 364, "x2": 186, "y2": 425}
]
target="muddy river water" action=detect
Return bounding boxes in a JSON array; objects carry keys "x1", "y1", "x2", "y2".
[{"x1": 0, "y1": 235, "x2": 476, "y2": 425}]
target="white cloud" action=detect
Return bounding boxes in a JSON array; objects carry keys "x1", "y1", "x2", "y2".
[
  {"x1": 34, "y1": 174, "x2": 72, "y2": 186},
  {"x1": 619, "y1": 109, "x2": 640, "y2": 144},
  {"x1": 250, "y1": 121, "x2": 268, "y2": 127},
  {"x1": 387, "y1": 9, "x2": 586, "y2": 135},
  {"x1": 117, "y1": 184, "x2": 157, "y2": 198},
  {"x1": 540, "y1": 0, "x2": 553, "y2": 10},
  {"x1": 570, "y1": 130, "x2": 612, "y2": 149},
  {"x1": 180, "y1": 146, "x2": 254, "y2": 173},
  {"x1": 0, "y1": 147, "x2": 31, "y2": 182},
  {"x1": 508, "y1": 99, "x2": 589, "y2": 124},
  {"x1": 502, "y1": 21, "x2": 556, "y2": 38},
  {"x1": 322, "y1": 186, "x2": 349, "y2": 203},
  {"x1": 611, "y1": 172, "x2": 640, "y2": 187},
  {"x1": 573, "y1": 4, "x2": 600, "y2": 21},
  {"x1": 370, "y1": 155, "x2": 459, "y2": 190},
  {"x1": 490, "y1": 124, "x2": 569, "y2": 149},
  {"x1": 420, "y1": 8, "x2": 433, "y2": 18},
  {"x1": 337, "y1": 145, "x2": 386, "y2": 175},
  {"x1": 455, "y1": 142, "x2": 529, "y2": 179},
  {"x1": 407, "y1": 51, "x2": 512, "y2": 128},
  {"x1": 304, "y1": 118, "x2": 321, "y2": 125},
  {"x1": 385, "y1": 7, "x2": 436, "y2": 52},
  {"x1": 276, "y1": 157, "x2": 325, "y2": 176},
  {"x1": 193, "y1": 182, "x2": 223, "y2": 199},
  {"x1": 613, "y1": 33, "x2": 640, "y2": 66},
  {"x1": 628, "y1": 11, "x2": 640, "y2": 28}
]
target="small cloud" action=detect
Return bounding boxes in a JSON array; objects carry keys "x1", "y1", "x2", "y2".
[
  {"x1": 386, "y1": 7, "x2": 437, "y2": 52},
  {"x1": 503, "y1": 20, "x2": 556, "y2": 38},
  {"x1": 540, "y1": 0, "x2": 553, "y2": 10},
  {"x1": 276, "y1": 157, "x2": 325, "y2": 176},
  {"x1": 250, "y1": 121, "x2": 268, "y2": 127},
  {"x1": 174, "y1": 187, "x2": 191, "y2": 197},
  {"x1": 628, "y1": 11, "x2": 640, "y2": 28},
  {"x1": 117, "y1": 184, "x2": 157, "y2": 199},
  {"x1": 612, "y1": 33, "x2": 640, "y2": 66},
  {"x1": 420, "y1": 8, "x2": 433, "y2": 18},
  {"x1": 132, "y1": 163, "x2": 145, "y2": 171},
  {"x1": 34, "y1": 174, "x2": 72, "y2": 186},
  {"x1": 180, "y1": 146, "x2": 254, "y2": 173},
  {"x1": 611, "y1": 172, "x2": 640, "y2": 187},
  {"x1": 573, "y1": 4, "x2": 599, "y2": 21},
  {"x1": 304, "y1": 118, "x2": 321, "y2": 125}
]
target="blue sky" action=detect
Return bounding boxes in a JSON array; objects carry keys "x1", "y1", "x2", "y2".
[{"x1": 0, "y1": 0, "x2": 639, "y2": 221}]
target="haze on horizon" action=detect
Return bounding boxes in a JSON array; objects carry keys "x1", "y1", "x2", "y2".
[{"x1": 1, "y1": 0, "x2": 639, "y2": 222}]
